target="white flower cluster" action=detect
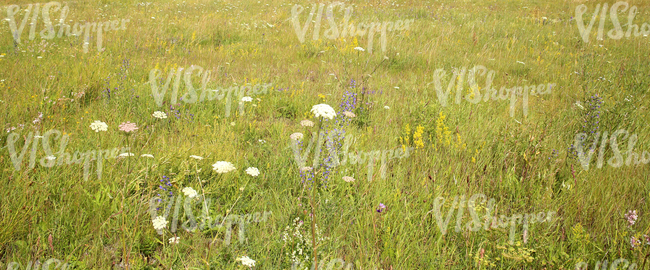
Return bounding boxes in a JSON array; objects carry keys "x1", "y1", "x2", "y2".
[
  {"x1": 152, "y1": 111, "x2": 167, "y2": 119},
  {"x1": 182, "y1": 187, "x2": 198, "y2": 198},
  {"x1": 281, "y1": 217, "x2": 329, "y2": 268},
  {"x1": 310, "y1": 104, "x2": 337, "y2": 119},
  {"x1": 237, "y1": 256, "x2": 256, "y2": 267},
  {"x1": 245, "y1": 167, "x2": 260, "y2": 177},
  {"x1": 89, "y1": 120, "x2": 108, "y2": 132},
  {"x1": 290, "y1": 132, "x2": 304, "y2": 141},
  {"x1": 212, "y1": 161, "x2": 236, "y2": 173},
  {"x1": 152, "y1": 216, "x2": 168, "y2": 230}
]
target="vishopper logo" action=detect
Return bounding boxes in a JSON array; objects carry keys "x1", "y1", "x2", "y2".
[
  {"x1": 5, "y1": 1, "x2": 129, "y2": 53},
  {"x1": 290, "y1": 257, "x2": 353, "y2": 270},
  {"x1": 430, "y1": 193, "x2": 557, "y2": 245},
  {"x1": 148, "y1": 65, "x2": 271, "y2": 117},
  {"x1": 5, "y1": 257, "x2": 70, "y2": 270},
  {"x1": 290, "y1": 132, "x2": 414, "y2": 181},
  {"x1": 290, "y1": 2, "x2": 413, "y2": 53},
  {"x1": 149, "y1": 195, "x2": 271, "y2": 246},
  {"x1": 428, "y1": 65, "x2": 554, "y2": 118},
  {"x1": 575, "y1": 1, "x2": 650, "y2": 43},
  {"x1": 4, "y1": 129, "x2": 130, "y2": 181},
  {"x1": 573, "y1": 129, "x2": 650, "y2": 170},
  {"x1": 575, "y1": 258, "x2": 638, "y2": 270}
]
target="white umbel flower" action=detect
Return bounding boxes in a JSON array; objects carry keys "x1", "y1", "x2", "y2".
[
  {"x1": 300, "y1": 119, "x2": 314, "y2": 127},
  {"x1": 241, "y1": 96, "x2": 253, "y2": 102},
  {"x1": 189, "y1": 155, "x2": 204, "y2": 160},
  {"x1": 290, "y1": 132, "x2": 304, "y2": 140},
  {"x1": 152, "y1": 111, "x2": 167, "y2": 119},
  {"x1": 140, "y1": 154, "x2": 154, "y2": 158},
  {"x1": 237, "y1": 256, "x2": 256, "y2": 267},
  {"x1": 212, "y1": 161, "x2": 236, "y2": 173},
  {"x1": 354, "y1": 47, "x2": 365, "y2": 51},
  {"x1": 118, "y1": 153, "x2": 135, "y2": 157},
  {"x1": 169, "y1": 237, "x2": 180, "y2": 244},
  {"x1": 342, "y1": 111, "x2": 356, "y2": 118},
  {"x1": 343, "y1": 176, "x2": 355, "y2": 182},
  {"x1": 311, "y1": 104, "x2": 337, "y2": 119},
  {"x1": 182, "y1": 187, "x2": 198, "y2": 198},
  {"x1": 245, "y1": 167, "x2": 260, "y2": 177},
  {"x1": 89, "y1": 120, "x2": 108, "y2": 132},
  {"x1": 152, "y1": 216, "x2": 168, "y2": 230}
]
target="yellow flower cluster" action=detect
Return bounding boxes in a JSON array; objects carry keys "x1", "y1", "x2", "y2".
[
  {"x1": 498, "y1": 242, "x2": 535, "y2": 263},
  {"x1": 435, "y1": 111, "x2": 451, "y2": 148},
  {"x1": 413, "y1": 125, "x2": 425, "y2": 149}
]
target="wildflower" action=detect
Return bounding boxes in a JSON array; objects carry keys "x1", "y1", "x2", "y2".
[
  {"x1": 645, "y1": 235, "x2": 650, "y2": 245},
  {"x1": 290, "y1": 132, "x2": 304, "y2": 140},
  {"x1": 236, "y1": 256, "x2": 256, "y2": 267},
  {"x1": 118, "y1": 153, "x2": 135, "y2": 157},
  {"x1": 182, "y1": 187, "x2": 198, "y2": 198},
  {"x1": 377, "y1": 203, "x2": 386, "y2": 213},
  {"x1": 258, "y1": 139, "x2": 266, "y2": 144},
  {"x1": 300, "y1": 166, "x2": 313, "y2": 172},
  {"x1": 354, "y1": 47, "x2": 365, "y2": 51},
  {"x1": 300, "y1": 120, "x2": 314, "y2": 127},
  {"x1": 152, "y1": 111, "x2": 167, "y2": 119},
  {"x1": 118, "y1": 122, "x2": 138, "y2": 133},
  {"x1": 311, "y1": 104, "x2": 337, "y2": 120},
  {"x1": 342, "y1": 176, "x2": 355, "y2": 182},
  {"x1": 631, "y1": 236, "x2": 641, "y2": 248},
  {"x1": 189, "y1": 155, "x2": 204, "y2": 160},
  {"x1": 212, "y1": 161, "x2": 236, "y2": 173},
  {"x1": 342, "y1": 111, "x2": 356, "y2": 118},
  {"x1": 152, "y1": 216, "x2": 168, "y2": 230},
  {"x1": 245, "y1": 167, "x2": 260, "y2": 177},
  {"x1": 169, "y1": 237, "x2": 180, "y2": 244},
  {"x1": 625, "y1": 210, "x2": 638, "y2": 226},
  {"x1": 384, "y1": 106, "x2": 390, "y2": 109},
  {"x1": 45, "y1": 156, "x2": 56, "y2": 161},
  {"x1": 90, "y1": 120, "x2": 108, "y2": 132},
  {"x1": 241, "y1": 96, "x2": 253, "y2": 102},
  {"x1": 140, "y1": 154, "x2": 154, "y2": 158},
  {"x1": 230, "y1": 122, "x2": 236, "y2": 126}
]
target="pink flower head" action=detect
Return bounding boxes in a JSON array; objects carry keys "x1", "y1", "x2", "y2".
[
  {"x1": 625, "y1": 210, "x2": 638, "y2": 227},
  {"x1": 119, "y1": 122, "x2": 138, "y2": 133}
]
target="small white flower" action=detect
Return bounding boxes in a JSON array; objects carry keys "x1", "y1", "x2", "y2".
[
  {"x1": 354, "y1": 47, "x2": 365, "y2": 51},
  {"x1": 237, "y1": 256, "x2": 256, "y2": 267},
  {"x1": 212, "y1": 161, "x2": 236, "y2": 173},
  {"x1": 230, "y1": 122, "x2": 236, "y2": 126},
  {"x1": 258, "y1": 139, "x2": 266, "y2": 144},
  {"x1": 245, "y1": 167, "x2": 260, "y2": 177},
  {"x1": 290, "y1": 132, "x2": 304, "y2": 140},
  {"x1": 384, "y1": 106, "x2": 390, "y2": 109},
  {"x1": 300, "y1": 120, "x2": 314, "y2": 127},
  {"x1": 241, "y1": 96, "x2": 253, "y2": 102},
  {"x1": 342, "y1": 111, "x2": 356, "y2": 118},
  {"x1": 311, "y1": 104, "x2": 337, "y2": 120},
  {"x1": 140, "y1": 154, "x2": 154, "y2": 158},
  {"x1": 342, "y1": 176, "x2": 355, "y2": 182},
  {"x1": 89, "y1": 120, "x2": 108, "y2": 132},
  {"x1": 45, "y1": 156, "x2": 56, "y2": 161},
  {"x1": 182, "y1": 187, "x2": 198, "y2": 198},
  {"x1": 169, "y1": 237, "x2": 180, "y2": 244},
  {"x1": 152, "y1": 216, "x2": 168, "y2": 230},
  {"x1": 118, "y1": 153, "x2": 135, "y2": 157},
  {"x1": 300, "y1": 166, "x2": 313, "y2": 172},
  {"x1": 152, "y1": 111, "x2": 167, "y2": 119},
  {"x1": 189, "y1": 155, "x2": 204, "y2": 160}
]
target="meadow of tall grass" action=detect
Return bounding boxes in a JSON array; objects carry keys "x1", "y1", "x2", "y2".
[{"x1": 1, "y1": 0, "x2": 650, "y2": 269}]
